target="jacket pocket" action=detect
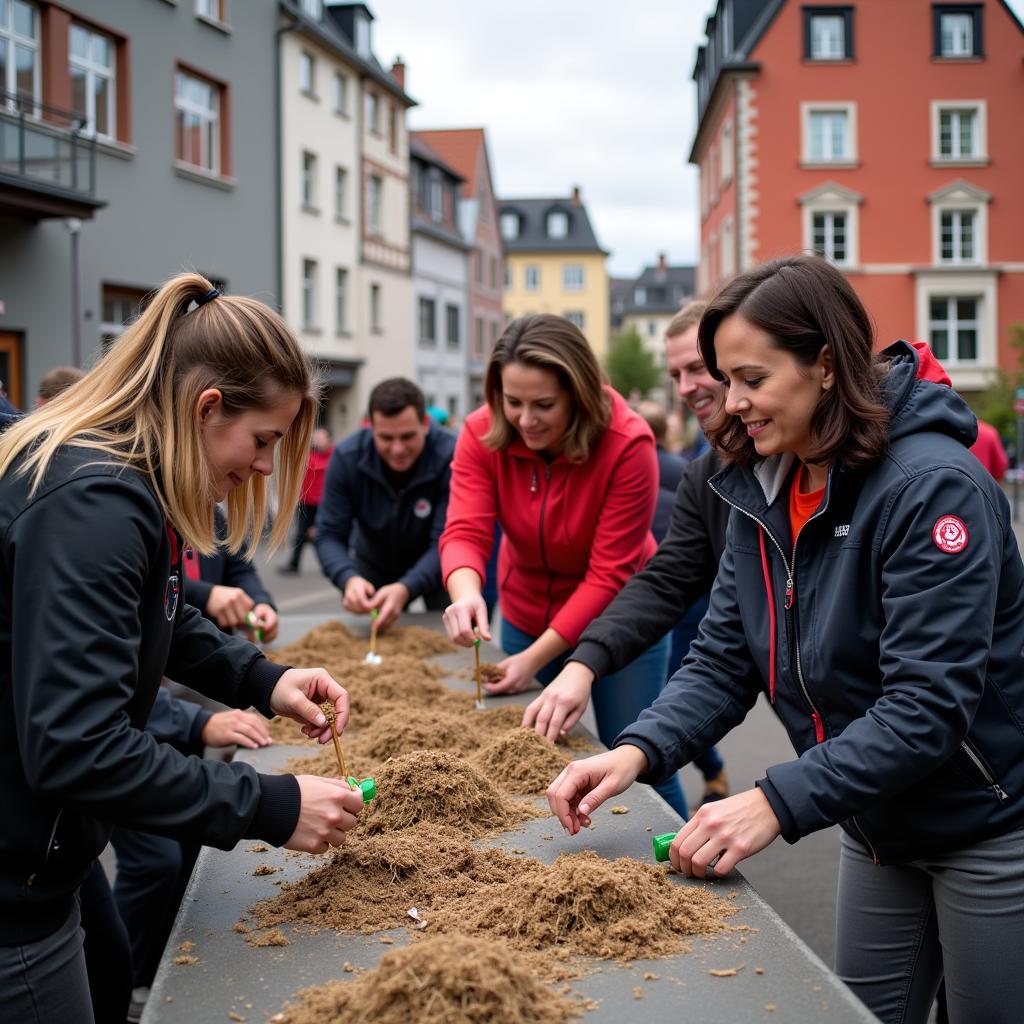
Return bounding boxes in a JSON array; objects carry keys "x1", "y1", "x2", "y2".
[
  {"x1": 26, "y1": 808, "x2": 63, "y2": 887},
  {"x1": 957, "y1": 739, "x2": 1009, "y2": 804}
]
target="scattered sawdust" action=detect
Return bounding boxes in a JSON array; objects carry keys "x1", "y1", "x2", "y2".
[
  {"x1": 633, "y1": 985, "x2": 644, "y2": 999},
  {"x1": 471, "y1": 728, "x2": 571, "y2": 794},
  {"x1": 268, "y1": 934, "x2": 582, "y2": 1024},
  {"x1": 252, "y1": 864, "x2": 279, "y2": 876},
  {"x1": 246, "y1": 929, "x2": 289, "y2": 947},
  {"x1": 709, "y1": 964, "x2": 744, "y2": 977},
  {"x1": 172, "y1": 955, "x2": 198, "y2": 966},
  {"x1": 177, "y1": 941, "x2": 196, "y2": 953},
  {"x1": 610, "y1": 806, "x2": 629, "y2": 814},
  {"x1": 232, "y1": 923, "x2": 250, "y2": 934},
  {"x1": 248, "y1": 843, "x2": 269, "y2": 853}
]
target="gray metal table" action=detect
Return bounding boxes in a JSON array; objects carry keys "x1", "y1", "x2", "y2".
[{"x1": 144, "y1": 612, "x2": 877, "y2": 1024}]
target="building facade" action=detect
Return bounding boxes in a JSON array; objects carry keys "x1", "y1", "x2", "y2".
[
  {"x1": 691, "y1": 0, "x2": 1024, "y2": 394},
  {"x1": 618, "y1": 254, "x2": 696, "y2": 360},
  {"x1": 0, "y1": 0, "x2": 280, "y2": 408},
  {"x1": 416, "y1": 127, "x2": 504, "y2": 411},
  {"x1": 409, "y1": 133, "x2": 470, "y2": 422},
  {"x1": 498, "y1": 187, "x2": 610, "y2": 361}
]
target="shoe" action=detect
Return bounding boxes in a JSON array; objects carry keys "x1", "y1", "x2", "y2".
[
  {"x1": 700, "y1": 769, "x2": 730, "y2": 805},
  {"x1": 127, "y1": 985, "x2": 150, "y2": 1023},
  {"x1": 276, "y1": 564, "x2": 299, "y2": 575}
]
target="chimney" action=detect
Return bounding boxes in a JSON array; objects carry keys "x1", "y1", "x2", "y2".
[
  {"x1": 570, "y1": 185, "x2": 581, "y2": 206},
  {"x1": 390, "y1": 56, "x2": 405, "y2": 90},
  {"x1": 657, "y1": 252, "x2": 667, "y2": 272}
]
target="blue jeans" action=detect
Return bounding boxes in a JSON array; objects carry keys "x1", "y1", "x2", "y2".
[{"x1": 502, "y1": 619, "x2": 688, "y2": 819}]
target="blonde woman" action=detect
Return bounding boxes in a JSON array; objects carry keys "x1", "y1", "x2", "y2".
[{"x1": 0, "y1": 274, "x2": 364, "y2": 1022}]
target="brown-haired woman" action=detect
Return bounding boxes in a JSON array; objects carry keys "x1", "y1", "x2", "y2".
[
  {"x1": 547, "y1": 254, "x2": 1024, "y2": 1024},
  {"x1": 439, "y1": 314, "x2": 687, "y2": 816},
  {"x1": 0, "y1": 273, "x2": 365, "y2": 1022}
]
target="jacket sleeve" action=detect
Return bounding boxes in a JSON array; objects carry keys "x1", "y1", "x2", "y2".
[
  {"x1": 398, "y1": 460, "x2": 451, "y2": 600},
  {"x1": 439, "y1": 426, "x2": 497, "y2": 586},
  {"x1": 547, "y1": 434, "x2": 659, "y2": 647},
  {"x1": 613, "y1": 525, "x2": 763, "y2": 783},
  {"x1": 758, "y1": 467, "x2": 1002, "y2": 842},
  {"x1": 183, "y1": 577, "x2": 214, "y2": 615},
  {"x1": 313, "y1": 448, "x2": 359, "y2": 591},
  {"x1": 217, "y1": 547, "x2": 276, "y2": 608},
  {"x1": 146, "y1": 687, "x2": 210, "y2": 756},
  {"x1": 9, "y1": 475, "x2": 299, "y2": 848},
  {"x1": 572, "y1": 451, "x2": 723, "y2": 679}
]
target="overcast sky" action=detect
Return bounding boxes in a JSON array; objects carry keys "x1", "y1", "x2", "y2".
[{"x1": 372, "y1": 0, "x2": 1022, "y2": 279}]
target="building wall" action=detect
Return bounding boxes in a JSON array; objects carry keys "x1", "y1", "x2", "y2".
[
  {"x1": 695, "y1": 88, "x2": 739, "y2": 295},
  {"x1": 503, "y1": 251, "x2": 610, "y2": 359},
  {"x1": 0, "y1": 0, "x2": 279, "y2": 404}
]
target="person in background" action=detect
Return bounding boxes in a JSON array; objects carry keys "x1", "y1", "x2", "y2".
[
  {"x1": 35, "y1": 365, "x2": 85, "y2": 407},
  {"x1": 440, "y1": 314, "x2": 687, "y2": 818},
  {"x1": 970, "y1": 418, "x2": 1008, "y2": 483},
  {"x1": 316, "y1": 378, "x2": 455, "y2": 630},
  {"x1": 280, "y1": 427, "x2": 332, "y2": 575}
]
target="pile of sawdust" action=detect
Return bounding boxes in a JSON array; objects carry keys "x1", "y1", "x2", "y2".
[
  {"x1": 269, "y1": 934, "x2": 581, "y2": 1024},
  {"x1": 471, "y1": 728, "x2": 571, "y2": 794},
  {"x1": 271, "y1": 620, "x2": 455, "y2": 664},
  {"x1": 430, "y1": 850, "x2": 734, "y2": 961},
  {"x1": 359, "y1": 751, "x2": 544, "y2": 837},
  {"x1": 349, "y1": 708, "x2": 482, "y2": 761}
]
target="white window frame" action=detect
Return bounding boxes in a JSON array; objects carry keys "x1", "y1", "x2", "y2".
[
  {"x1": 563, "y1": 264, "x2": 584, "y2": 292},
  {"x1": 929, "y1": 180, "x2": 989, "y2": 267},
  {"x1": 334, "y1": 164, "x2": 347, "y2": 220},
  {"x1": 939, "y1": 12, "x2": 973, "y2": 56},
  {"x1": 445, "y1": 303, "x2": 460, "y2": 349},
  {"x1": 547, "y1": 210, "x2": 569, "y2": 239},
  {"x1": 365, "y1": 90, "x2": 380, "y2": 134},
  {"x1": 565, "y1": 311, "x2": 585, "y2": 330},
  {"x1": 299, "y1": 50, "x2": 315, "y2": 95},
  {"x1": 429, "y1": 177, "x2": 443, "y2": 222},
  {"x1": 799, "y1": 181, "x2": 861, "y2": 269},
  {"x1": 332, "y1": 72, "x2": 348, "y2": 115},
  {"x1": 801, "y1": 102, "x2": 857, "y2": 166},
  {"x1": 720, "y1": 120, "x2": 734, "y2": 186},
  {"x1": 301, "y1": 150, "x2": 317, "y2": 209},
  {"x1": 174, "y1": 69, "x2": 220, "y2": 174},
  {"x1": 930, "y1": 100, "x2": 986, "y2": 164},
  {"x1": 927, "y1": 295, "x2": 981, "y2": 366},
  {"x1": 524, "y1": 265, "x2": 540, "y2": 292},
  {"x1": 812, "y1": 211, "x2": 850, "y2": 265},
  {"x1": 1, "y1": 0, "x2": 40, "y2": 113},
  {"x1": 369, "y1": 282, "x2": 381, "y2": 332},
  {"x1": 368, "y1": 174, "x2": 382, "y2": 235},
  {"x1": 334, "y1": 267, "x2": 348, "y2": 333},
  {"x1": 939, "y1": 209, "x2": 976, "y2": 265},
  {"x1": 418, "y1": 295, "x2": 437, "y2": 346},
  {"x1": 195, "y1": 0, "x2": 227, "y2": 24},
  {"x1": 69, "y1": 22, "x2": 116, "y2": 140},
  {"x1": 809, "y1": 13, "x2": 845, "y2": 59},
  {"x1": 721, "y1": 215, "x2": 736, "y2": 277},
  {"x1": 500, "y1": 212, "x2": 519, "y2": 240},
  {"x1": 301, "y1": 258, "x2": 318, "y2": 329},
  {"x1": 634, "y1": 285, "x2": 647, "y2": 305}
]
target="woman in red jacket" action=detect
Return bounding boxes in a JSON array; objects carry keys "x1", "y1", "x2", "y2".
[{"x1": 440, "y1": 315, "x2": 686, "y2": 815}]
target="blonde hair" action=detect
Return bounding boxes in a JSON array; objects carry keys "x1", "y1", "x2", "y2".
[
  {"x1": 0, "y1": 272, "x2": 319, "y2": 557},
  {"x1": 666, "y1": 299, "x2": 707, "y2": 339},
  {"x1": 484, "y1": 314, "x2": 610, "y2": 463}
]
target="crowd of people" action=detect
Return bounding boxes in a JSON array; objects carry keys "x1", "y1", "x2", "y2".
[{"x1": 1, "y1": 254, "x2": 1021, "y2": 1024}]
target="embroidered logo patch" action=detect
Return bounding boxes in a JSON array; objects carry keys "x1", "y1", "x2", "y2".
[
  {"x1": 413, "y1": 498, "x2": 432, "y2": 519},
  {"x1": 932, "y1": 515, "x2": 969, "y2": 554},
  {"x1": 834, "y1": 523, "x2": 850, "y2": 538},
  {"x1": 164, "y1": 574, "x2": 180, "y2": 621}
]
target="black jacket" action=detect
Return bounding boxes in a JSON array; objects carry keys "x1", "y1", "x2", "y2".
[
  {"x1": 315, "y1": 426, "x2": 455, "y2": 599},
  {"x1": 571, "y1": 448, "x2": 729, "y2": 680},
  {"x1": 616, "y1": 343, "x2": 1024, "y2": 863},
  {"x1": 0, "y1": 446, "x2": 300, "y2": 944}
]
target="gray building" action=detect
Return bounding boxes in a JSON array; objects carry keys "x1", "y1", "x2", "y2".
[{"x1": 0, "y1": 0, "x2": 279, "y2": 409}]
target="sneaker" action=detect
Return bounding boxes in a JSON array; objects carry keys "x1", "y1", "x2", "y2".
[
  {"x1": 700, "y1": 769, "x2": 730, "y2": 805},
  {"x1": 276, "y1": 564, "x2": 299, "y2": 575},
  {"x1": 127, "y1": 986, "x2": 150, "y2": 1023}
]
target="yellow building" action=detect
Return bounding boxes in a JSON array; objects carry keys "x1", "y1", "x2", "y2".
[{"x1": 498, "y1": 187, "x2": 610, "y2": 360}]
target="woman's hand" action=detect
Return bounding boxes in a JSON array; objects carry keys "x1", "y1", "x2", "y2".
[
  {"x1": 343, "y1": 576, "x2": 376, "y2": 615},
  {"x1": 368, "y1": 582, "x2": 409, "y2": 631},
  {"x1": 442, "y1": 591, "x2": 491, "y2": 647},
  {"x1": 669, "y1": 788, "x2": 781, "y2": 879},
  {"x1": 269, "y1": 667, "x2": 349, "y2": 744},
  {"x1": 522, "y1": 662, "x2": 594, "y2": 741},
  {"x1": 206, "y1": 585, "x2": 254, "y2": 629},
  {"x1": 546, "y1": 745, "x2": 649, "y2": 835},
  {"x1": 285, "y1": 775, "x2": 365, "y2": 853},
  {"x1": 483, "y1": 651, "x2": 538, "y2": 695},
  {"x1": 247, "y1": 603, "x2": 279, "y2": 643},
  {"x1": 201, "y1": 708, "x2": 273, "y2": 749}
]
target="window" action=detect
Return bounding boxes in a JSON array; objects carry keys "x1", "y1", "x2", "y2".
[
  {"x1": 524, "y1": 265, "x2": 540, "y2": 291},
  {"x1": 799, "y1": 182, "x2": 861, "y2": 269},
  {"x1": 101, "y1": 285, "x2": 149, "y2": 347},
  {"x1": 300, "y1": 0, "x2": 323, "y2": 19},
  {"x1": 490, "y1": 256, "x2": 498, "y2": 289},
  {"x1": 802, "y1": 103, "x2": 857, "y2": 164},
  {"x1": 301, "y1": 151, "x2": 317, "y2": 208},
  {"x1": 445, "y1": 304, "x2": 460, "y2": 348},
  {"x1": 418, "y1": 296, "x2": 436, "y2": 346},
  {"x1": 335, "y1": 267, "x2": 348, "y2": 333},
  {"x1": 547, "y1": 210, "x2": 569, "y2": 238},
  {"x1": 69, "y1": 24, "x2": 115, "y2": 139},
  {"x1": 812, "y1": 211, "x2": 848, "y2": 264},
  {"x1": 475, "y1": 316, "x2": 485, "y2": 358},
  {"x1": 721, "y1": 215, "x2": 735, "y2": 276},
  {"x1": 368, "y1": 174, "x2": 382, "y2": 234},
  {"x1": 195, "y1": 0, "x2": 227, "y2": 24},
  {"x1": 500, "y1": 212, "x2": 519, "y2": 240},
  {"x1": 331, "y1": 166, "x2": 351, "y2": 223},
  {"x1": 503, "y1": 264, "x2": 511, "y2": 289},
  {"x1": 175, "y1": 69, "x2": 221, "y2": 174},
  {"x1": 299, "y1": 51, "x2": 314, "y2": 95},
  {"x1": 563, "y1": 264, "x2": 584, "y2": 291},
  {"x1": 1, "y1": 0, "x2": 39, "y2": 111},
  {"x1": 428, "y1": 178, "x2": 442, "y2": 221},
  {"x1": 932, "y1": 102, "x2": 986, "y2": 162},
  {"x1": 333, "y1": 73, "x2": 348, "y2": 115},
  {"x1": 939, "y1": 210, "x2": 975, "y2": 263},
  {"x1": 934, "y1": 6, "x2": 982, "y2": 58},
  {"x1": 474, "y1": 248, "x2": 483, "y2": 285},
  {"x1": 354, "y1": 11, "x2": 371, "y2": 57},
  {"x1": 370, "y1": 283, "x2": 381, "y2": 331},
  {"x1": 365, "y1": 90, "x2": 380, "y2": 134},
  {"x1": 929, "y1": 297, "x2": 978, "y2": 363},
  {"x1": 301, "y1": 259, "x2": 318, "y2": 329},
  {"x1": 565, "y1": 311, "x2": 585, "y2": 329},
  {"x1": 634, "y1": 286, "x2": 646, "y2": 305},
  {"x1": 804, "y1": 8, "x2": 854, "y2": 60},
  {"x1": 389, "y1": 103, "x2": 398, "y2": 153},
  {"x1": 720, "y1": 120, "x2": 733, "y2": 185}
]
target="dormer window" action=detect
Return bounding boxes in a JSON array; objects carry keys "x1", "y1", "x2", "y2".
[
  {"x1": 547, "y1": 210, "x2": 569, "y2": 239},
  {"x1": 354, "y1": 11, "x2": 372, "y2": 58},
  {"x1": 500, "y1": 212, "x2": 519, "y2": 240},
  {"x1": 300, "y1": 0, "x2": 323, "y2": 19}
]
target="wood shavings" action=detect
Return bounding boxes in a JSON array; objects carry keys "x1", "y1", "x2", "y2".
[
  {"x1": 246, "y1": 929, "x2": 289, "y2": 947},
  {"x1": 610, "y1": 806, "x2": 629, "y2": 815},
  {"x1": 248, "y1": 843, "x2": 269, "y2": 853},
  {"x1": 709, "y1": 964, "x2": 745, "y2": 977},
  {"x1": 252, "y1": 864, "x2": 279, "y2": 876},
  {"x1": 177, "y1": 941, "x2": 196, "y2": 952},
  {"x1": 172, "y1": 955, "x2": 198, "y2": 966}
]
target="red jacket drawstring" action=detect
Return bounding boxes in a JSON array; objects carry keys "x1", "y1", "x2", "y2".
[{"x1": 758, "y1": 526, "x2": 777, "y2": 703}]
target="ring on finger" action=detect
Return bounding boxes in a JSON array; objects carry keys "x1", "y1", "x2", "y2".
[{"x1": 706, "y1": 851, "x2": 724, "y2": 880}]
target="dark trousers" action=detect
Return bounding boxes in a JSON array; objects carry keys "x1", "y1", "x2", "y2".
[
  {"x1": 80, "y1": 861, "x2": 132, "y2": 1024},
  {"x1": 287, "y1": 502, "x2": 318, "y2": 570}
]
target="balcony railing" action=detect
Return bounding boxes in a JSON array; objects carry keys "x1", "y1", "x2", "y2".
[{"x1": 0, "y1": 88, "x2": 97, "y2": 197}]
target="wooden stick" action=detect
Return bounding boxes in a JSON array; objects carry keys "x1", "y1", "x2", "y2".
[
  {"x1": 320, "y1": 701, "x2": 347, "y2": 779},
  {"x1": 474, "y1": 633, "x2": 483, "y2": 709},
  {"x1": 369, "y1": 607, "x2": 380, "y2": 656}
]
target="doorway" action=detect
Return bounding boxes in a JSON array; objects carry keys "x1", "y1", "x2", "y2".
[{"x1": 0, "y1": 333, "x2": 23, "y2": 409}]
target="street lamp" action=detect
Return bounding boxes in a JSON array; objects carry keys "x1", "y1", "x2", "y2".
[{"x1": 65, "y1": 218, "x2": 82, "y2": 366}]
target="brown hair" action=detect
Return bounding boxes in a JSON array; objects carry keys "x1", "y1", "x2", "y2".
[
  {"x1": 37, "y1": 365, "x2": 85, "y2": 403},
  {"x1": 635, "y1": 400, "x2": 668, "y2": 443},
  {"x1": 666, "y1": 299, "x2": 707, "y2": 339},
  {"x1": 697, "y1": 255, "x2": 889, "y2": 469},
  {"x1": 369, "y1": 377, "x2": 425, "y2": 420},
  {"x1": 0, "y1": 272, "x2": 319, "y2": 557},
  {"x1": 483, "y1": 315, "x2": 610, "y2": 462}
]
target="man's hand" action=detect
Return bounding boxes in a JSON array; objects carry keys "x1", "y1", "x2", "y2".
[
  {"x1": 247, "y1": 603, "x2": 279, "y2": 643},
  {"x1": 285, "y1": 776, "x2": 365, "y2": 853},
  {"x1": 368, "y1": 582, "x2": 409, "y2": 631},
  {"x1": 546, "y1": 746, "x2": 649, "y2": 835},
  {"x1": 269, "y1": 667, "x2": 349, "y2": 745},
  {"x1": 482, "y1": 651, "x2": 538, "y2": 695},
  {"x1": 343, "y1": 576, "x2": 376, "y2": 615},
  {"x1": 523, "y1": 661, "x2": 595, "y2": 741},
  {"x1": 201, "y1": 709, "x2": 273, "y2": 749},
  {"x1": 205, "y1": 585, "x2": 254, "y2": 629}
]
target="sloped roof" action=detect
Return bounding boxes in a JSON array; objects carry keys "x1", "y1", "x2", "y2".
[
  {"x1": 410, "y1": 133, "x2": 465, "y2": 183},
  {"x1": 497, "y1": 196, "x2": 608, "y2": 255},
  {"x1": 414, "y1": 128, "x2": 487, "y2": 196}
]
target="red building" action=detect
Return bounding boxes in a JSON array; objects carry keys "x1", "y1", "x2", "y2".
[
  {"x1": 413, "y1": 128, "x2": 504, "y2": 409},
  {"x1": 691, "y1": 0, "x2": 1024, "y2": 394}
]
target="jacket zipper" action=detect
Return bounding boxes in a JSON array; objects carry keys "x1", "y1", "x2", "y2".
[
  {"x1": 537, "y1": 464, "x2": 554, "y2": 623},
  {"x1": 26, "y1": 809, "x2": 63, "y2": 886},
  {"x1": 850, "y1": 816, "x2": 880, "y2": 865},
  {"x1": 960, "y1": 739, "x2": 1009, "y2": 803}
]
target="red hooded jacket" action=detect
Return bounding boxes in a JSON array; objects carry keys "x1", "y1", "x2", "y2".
[{"x1": 440, "y1": 387, "x2": 658, "y2": 647}]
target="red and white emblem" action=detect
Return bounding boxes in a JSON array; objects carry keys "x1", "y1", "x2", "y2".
[{"x1": 932, "y1": 515, "x2": 969, "y2": 554}]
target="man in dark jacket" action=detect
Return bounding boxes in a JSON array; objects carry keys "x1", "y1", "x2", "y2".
[{"x1": 316, "y1": 377, "x2": 455, "y2": 628}]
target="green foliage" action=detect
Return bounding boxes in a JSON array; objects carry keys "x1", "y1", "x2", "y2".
[
  {"x1": 966, "y1": 323, "x2": 1024, "y2": 438},
  {"x1": 605, "y1": 327, "x2": 662, "y2": 400}
]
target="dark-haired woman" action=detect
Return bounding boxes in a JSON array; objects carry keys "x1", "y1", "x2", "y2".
[
  {"x1": 440, "y1": 314, "x2": 687, "y2": 817},
  {"x1": 547, "y1": 255, "x2": 1024, "y2": 1024}
]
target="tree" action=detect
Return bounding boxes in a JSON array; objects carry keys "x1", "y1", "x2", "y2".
[
  {"x1": 605, "y1": 327, "x2": 662, "y2": 401},
  {"x1": 968, "y1": 323, "x2": 1024, "y2": 439}
]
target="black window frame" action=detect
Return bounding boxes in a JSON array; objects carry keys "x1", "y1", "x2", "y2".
[
  {"x1": 802, "y1": 6, "x2": 854, "y2": 60},
  {"x1": 445, "y1": 303, "x2": 460, "y2": 348},
  {"x1": 932, "y1": 4, "x2": 984, "y2": 58}
]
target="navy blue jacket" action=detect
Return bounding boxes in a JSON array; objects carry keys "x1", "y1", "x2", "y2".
[
  {"x1": 315, "y1": 426, "x2": 455, "y2": 599},
  {"x1": 616, "y1": 342, "x2": 1024, "y2": 863},
  {"x1": 652, "y1": 446, "x2": 688, "y2": 543}
]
